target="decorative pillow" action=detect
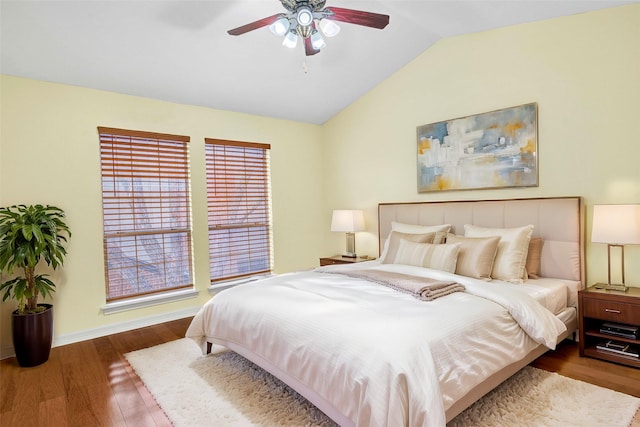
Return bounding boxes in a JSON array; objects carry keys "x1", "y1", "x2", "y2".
[
  {"x1": 432, "y1": 231, "x2": 447, "y2": 244},
  {"x1": 464, "y1": 224, "x2": 534, "y2": 283},
  {"x1": 381, "y1": 231, "x2": 437, "y2": 264},
  {"x1": 445, "y1": 234, "x2": 500, "y2": 280},
  {"x1": 391, "y1": 222, "x2": 452, "y2": 234},
  {"x1": 380, "y1": 223, "x2": 451, "y2": 260},
  {"x1": 525, "y1": 237, "x2": 543, "y2": 279},
  {"x1": 394, "y1": 239, "x2": 460, "y2": 273}
]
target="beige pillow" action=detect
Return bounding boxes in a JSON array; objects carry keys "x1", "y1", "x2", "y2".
[
  {"x1": 394, "y1": 239, "x2": 460, "y2": 273},
  {"x1": 391, "y1": 222, "x2": 452, "y2": 234},
  {"x1": 380, "y1": 223, "x2": 451, "y2": 260},
  {"x1": 464, "y1": 224, "x2": 534, "y2": 283},
  {"x1": 381, "y1": 231, "x2": 437, "y2": 264},
  {"x1": 525, "y1": 237, "x2": 543, "y2": 279},
  {"x1": 445, "y1": 234, "x2": 500, "y2": 280},
  {"x1": 432, "y1": 231, "x2": 447, "y2": 244}
]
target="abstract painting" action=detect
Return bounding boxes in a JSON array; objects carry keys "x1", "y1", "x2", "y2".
[{"x1": 417, "y1": 103, "x2": 538, "y2": 193}]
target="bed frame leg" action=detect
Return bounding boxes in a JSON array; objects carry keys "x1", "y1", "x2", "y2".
[{"x1": 206, "y1": 342, "x2": 212, "y2": 354}]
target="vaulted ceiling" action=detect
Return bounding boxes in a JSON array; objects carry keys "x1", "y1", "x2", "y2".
[{"x1": 1, "y1": 1, "x2": 633, "y2": 124}]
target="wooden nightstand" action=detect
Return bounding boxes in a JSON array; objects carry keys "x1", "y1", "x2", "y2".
[
  {"x1": 578, "y1": 286, "x2": 640, "y2": 368},
  {"x1": 319, "y1": 255, "x2": 374, "y2": 266}
]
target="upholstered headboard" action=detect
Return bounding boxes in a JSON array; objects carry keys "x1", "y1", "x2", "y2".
[{"x1": 378, "y1": 197, "x2": 584, "y2": 285}]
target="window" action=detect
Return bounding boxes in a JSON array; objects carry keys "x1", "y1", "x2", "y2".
[
  {"x1": 98, "y1": 127, "x2": 194, "y2": 301},
  {"x1": 205, "y1": 139, "x2": 273, "y2": 283}
]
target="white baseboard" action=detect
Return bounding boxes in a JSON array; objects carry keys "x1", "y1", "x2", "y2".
[
  {"x1": 0, "y1": 306, "x2": 201, "y2": 360},
  {"x1": 1, "y1": 344, "x2": 15, "y2": 361}
]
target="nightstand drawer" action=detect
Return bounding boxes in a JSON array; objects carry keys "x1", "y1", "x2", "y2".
[{"x1": 582, "y1": 297, "x2": 640, "y2": 324}]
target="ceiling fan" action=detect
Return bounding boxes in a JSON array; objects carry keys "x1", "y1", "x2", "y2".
[{"x1": 228, "y1": 0, "x2": 390, "y2": 56}]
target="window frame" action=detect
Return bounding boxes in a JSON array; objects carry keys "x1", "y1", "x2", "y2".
[
  {"x1": 98, "y1": 126, "x2": 194, "y2": 302},
  {"x1": 205, "y1": 138, "x2": 273, "y2": 283}
]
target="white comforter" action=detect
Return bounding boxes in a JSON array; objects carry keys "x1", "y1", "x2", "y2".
[{"x1": 186, "y1": 262, "x2": 566, "y2": 427}]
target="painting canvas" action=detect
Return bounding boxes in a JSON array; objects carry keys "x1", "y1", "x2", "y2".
[{"x1": 417, "y1": 103, "x2": 538, "y2": 193}]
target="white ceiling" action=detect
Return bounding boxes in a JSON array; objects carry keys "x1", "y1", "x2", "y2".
[{"x1": 1, "y1": 1, "x2": 634, "y2": 124}]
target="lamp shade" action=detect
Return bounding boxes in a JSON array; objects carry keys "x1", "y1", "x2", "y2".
[
  {"x1": 319, "y1": 19, "x2": 340, "y2": 37},
  {"x1": 591, "y1": 204, "x2": 640, "y2": 245},
  {"x1": 310, "y1": 31, "x2": 326, "y2": 50},
  {"x1": 269, "y1": 17, "x2": 290, "y2": 36},
  {"x1": 282, "y1": 31, "x2": 298, "y2": 48},
  {"x1": 331, "y1": 210, "x2": 365, "y2": 233}
]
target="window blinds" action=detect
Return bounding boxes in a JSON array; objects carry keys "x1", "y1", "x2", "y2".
[
  {"x1": 205, "y1": 139, "x2": 273, "y2": 282},
  {"x1": 98, "y1": 127, "x2": 194, "y2": 301}
]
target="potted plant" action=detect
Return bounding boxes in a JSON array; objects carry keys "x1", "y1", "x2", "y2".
[{"x1": 0, "y1": 204, "x2": 71, "y2": 367}]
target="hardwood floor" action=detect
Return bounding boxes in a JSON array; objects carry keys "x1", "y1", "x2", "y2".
[
  {"x1": 1, "y1": 318, "x2": 639, "y2": 426},
  {"x1": 0, "y1": 317, "x2": 190, "y2": 427}
]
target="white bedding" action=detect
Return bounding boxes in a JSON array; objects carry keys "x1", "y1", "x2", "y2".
[
  {"x1": 518, "y1": 277, "x2": 579, "y2": 314},
  {"x1": 186, "y1": 262, "x2": 566, "y2": 427}
]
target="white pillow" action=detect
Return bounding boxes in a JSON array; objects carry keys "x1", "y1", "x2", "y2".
[
  {"x1": 380, "y1": 222, "x2": 452, "y2": 259},
  {"x1": 464, "y1": 224, "x2": 534, "y2": 283},
  {"x1": 394, "y1": 239, "x2": 460, "y2": 273}
]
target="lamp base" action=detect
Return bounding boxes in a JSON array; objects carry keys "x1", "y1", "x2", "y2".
[
  {"x1": 594, "y1": 282, "x2": 629, "y2": 292},
  {"x1": 343, "y1": 232, "x2": 357, "y2": 259}
]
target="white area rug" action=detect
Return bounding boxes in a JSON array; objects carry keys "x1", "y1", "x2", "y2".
[{"x1": 125, "y1": 338, "x2": 640, "y2": 427}]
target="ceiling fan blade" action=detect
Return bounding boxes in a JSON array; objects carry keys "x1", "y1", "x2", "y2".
[
  {"x1": 227, "y1": 14, "x2": 283, "y2": 36},
  {"x1": 324, "y1": 7, "x2": 389, "y2": 29},
  {"x1": 305, "y1": 37, "x2": 320, "y2": 56}
]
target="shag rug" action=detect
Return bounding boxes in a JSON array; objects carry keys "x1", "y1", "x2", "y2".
[{"x1": 125, "y1": 338, "x2": 640, "y2": 427}]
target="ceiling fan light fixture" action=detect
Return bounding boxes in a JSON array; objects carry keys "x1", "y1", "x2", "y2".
[
  {"x1": 269, "y1": 17, "x2": 290, "y2": 36},
  {"x1": 282, "y1": 31, "x2": 298, "y2": 48},
  {"x1": 296, "y1": 7, "x2": 313, "y2": 26},
  {"x1": 319, "y1": 19, "x2": 340, "y2": 37},
  {"x1": 227, "y1": 1, "x2": 390, "y2": 57},
  {"x1": 310, "y1": 31, "x2": 326, "y2": 50}
]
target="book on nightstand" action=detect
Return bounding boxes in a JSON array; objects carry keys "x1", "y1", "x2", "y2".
[{"x1": 596, "y1": 340, "x2": 640, "y2": 358}]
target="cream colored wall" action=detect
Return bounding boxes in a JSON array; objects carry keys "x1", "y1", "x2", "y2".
[
  {"x1": 322, "y1": 5, "x2": 640, "y2": 285},
  {"x1": 0, "y1": 75, "x2": 325, "y2": 353}
]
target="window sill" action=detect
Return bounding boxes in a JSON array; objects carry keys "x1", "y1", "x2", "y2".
[
  {"x1": 102, "y1": 288, "x2": 200, "y2": 315},
  {"x1": 208, "y1": 274, "x2": 273, "y2": 295}
]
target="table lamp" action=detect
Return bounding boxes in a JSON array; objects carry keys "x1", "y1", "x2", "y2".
[
  {"x1": 591, "y1": 204, "x2": 640, "y2": 291},
  {"x1": 331, "y1": 210, "x2": 365, "y2": 258}
]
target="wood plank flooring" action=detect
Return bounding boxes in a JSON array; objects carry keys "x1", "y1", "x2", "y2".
[
  {"x1": 1, "y1": 318, "x2": 189, "y2": 427},
  {"x1": 1, "y1": 317, "x2": 639, "y2": 426}
]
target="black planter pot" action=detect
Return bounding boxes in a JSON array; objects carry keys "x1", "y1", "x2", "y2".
[{"x1": 12, "y1": 303, "x2": 54, "y2": 367}]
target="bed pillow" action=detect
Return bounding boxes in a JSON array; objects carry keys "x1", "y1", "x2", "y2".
[
  {"x1": 380, "y1": 223, "x2": 451, "y2": 259},
  {"x1": 394, "y1": 239, "x2": 460, "y2": 273},
  {"x1": 445, "y1": 234, "x2": 500, "y2": 280},
  {"x1": 391, "y1": 221, "x2": 452, "y2": 234},
  {"x1": 381, "y1": 231, "x2": 437, "y2": 264},
  {"x1": 464, "y1": 224, "x2": 534, "y2": 283},
  {"x1": 525, "y1": 237, "x2": 543, "y2": 279}
]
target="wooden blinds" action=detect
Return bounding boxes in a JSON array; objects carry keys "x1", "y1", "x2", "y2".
[
  {"x1": 98, "y1": 127, "x2": 194, "y2": 301},
  {"x1": 205, "y1": 139, "x2": 273, "y2": 282}
]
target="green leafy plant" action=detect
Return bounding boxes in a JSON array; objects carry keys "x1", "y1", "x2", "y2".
[{"x1": 0, "y1": 204, "x2": 71, "y2": 313}]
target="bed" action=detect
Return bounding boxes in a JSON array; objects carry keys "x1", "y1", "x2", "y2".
[{"x1": 187, "y1": 196, "x2": 584, "y2": 426}]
